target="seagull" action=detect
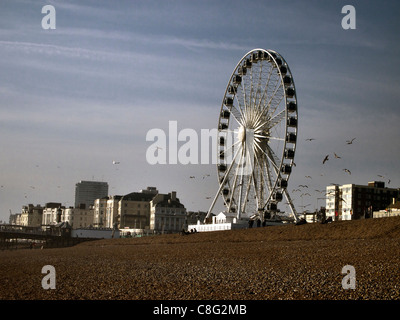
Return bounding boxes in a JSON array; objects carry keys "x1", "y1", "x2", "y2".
[
  {"x1": 305, "y1": 175, "x2": 312, "y2": 179},
  {"x1": 323, "y1": 155, "x2": 329, "y2": 164},
  {"x1": 306, "y1": 138, "x2": 315, "y2": 141},
  {"x1": 346, "y1": 138, "x2": 356, "y2": 144},
  {"x1": 334, "y1": 153, "x2": 341, "y2": 159},
  {"x1": 189, "y1": 176, "x2": 195, "y2": 179},
  {"x1": 343, "y1": 169, "x2": 351, "y2": 175},
  {"x1": 202, "y1": 174, "x2": 210, "y2": 179},
  {"x1": 112, "y1": 160, "x2": 120, "y2": 164},
  {"x1": 298, "y1": 185, "x2": 308, "y2": 188}
]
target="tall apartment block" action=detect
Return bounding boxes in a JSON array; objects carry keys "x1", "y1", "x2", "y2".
[
  {"x1": 74, "y1": 180, "x2": 109, "y2": 209},
  {"x1": 326, "y1": 181, "x2": 399, "y2": 220}
]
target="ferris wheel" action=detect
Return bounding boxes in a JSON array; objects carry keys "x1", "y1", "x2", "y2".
[{"x1": 205, "y1": 48, "x2": 300, "y2": 224}]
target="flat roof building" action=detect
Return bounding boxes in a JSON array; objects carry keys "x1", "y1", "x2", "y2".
[
  {"x1": 75, "y1": 180, "x2": 108, "y2": 209},
  {"x1": 326, "y1": 181, "x2": 399, "y2": 220}
]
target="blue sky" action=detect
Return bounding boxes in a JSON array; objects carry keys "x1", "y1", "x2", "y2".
[{"x1": 1, "y1": 0, "x2": 400, "y2": 221}]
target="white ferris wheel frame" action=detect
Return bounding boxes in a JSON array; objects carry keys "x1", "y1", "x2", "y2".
[{"x1": 205, "y1": 48, "x2": 300, "y2": 224}]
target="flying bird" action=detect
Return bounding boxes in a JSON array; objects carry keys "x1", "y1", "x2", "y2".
[
  {"x1": 346, "y1": 138, "x2": 356, "y2": 144},
  {"x1": 112, "y1": 160, "x2": 120, "y2": 164},
  {"x1": 189, "y1": 176, "x2": 195, "y2": 179},
  {"x1": 323, "y1": 155, "x2": 329, "y2": 164},
  {"x1": 305, "y1": 175, "x2": 312, "y2": 179},
  {"x1": 305, "y1": 138, "x2": 315, "y2": 141},
  {"x1": 334, "y1": 153, "x2": 341, "y2": 159},
  {"x1": 343, "y1": 169, "x2": 351, "y2": 175}
]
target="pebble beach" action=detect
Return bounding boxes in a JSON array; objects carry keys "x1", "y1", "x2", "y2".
[{"x1": 1, "y1": 216, "x2": 400, "y2": 300}]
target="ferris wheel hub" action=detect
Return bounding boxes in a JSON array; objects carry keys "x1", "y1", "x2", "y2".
[{"x1": 238, "y1": 125, "x2": 246, "y2": 143}]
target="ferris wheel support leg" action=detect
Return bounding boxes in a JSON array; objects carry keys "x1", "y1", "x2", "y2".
[
  {"x1": 204, "y1": 147, "x2": 241, "y2": 223},
  {"x1": 283, "y1": 188, "x2": 300, "y2": 223}
]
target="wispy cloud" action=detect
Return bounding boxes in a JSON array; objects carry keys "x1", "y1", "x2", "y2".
[{"x1": 0, "y1": 40, "x2": 120, "y2": 61}]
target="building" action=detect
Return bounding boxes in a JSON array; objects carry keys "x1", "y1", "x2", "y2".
[
  {"x1": 9, "y1": 213, "x2": 22, "y2": 225},
  {"x1": 373, "y1": 198, "x2": 400, "y2": 218},
  {"x1": 42, "y1": 203, "x2": 63, "y2": 225},
  {"x1": 326, "y1": 181, "x2": 399, "y2": 220},
  {"x1": 20, "y1": 204, "x2": 44, "y2": 227},
  {"x1": 186, "y1": 211, "x2": 207, "y2": 225},
  {"x1": 62, "y1": 207, "x2": 94, "y2": 228},
  {"x1": 74, "y1": 180, "x2": 108, "y2": 209},
  {"x1": 118, "y1": 187, "x2": 158, "y2": 229},
  {"x1": 93, "y1": 197, "x2": 108, "y2": 227},
  {"x1": 150, "y1": 191, "x2": 186, "y2": 233},
  {"x1": 92, "y1": 187, "x2": 188, "y2": 233},
  {"x1": 41, "y1": 202, "x2": 94, "y2": 228},
  {"x1": 94, "y1": 195, "x2": 122, "y2": 228}
]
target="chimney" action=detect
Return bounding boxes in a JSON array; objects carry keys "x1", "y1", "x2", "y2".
[{"x1": 171, "y1": 191, "x2": 176, "y2": 201}]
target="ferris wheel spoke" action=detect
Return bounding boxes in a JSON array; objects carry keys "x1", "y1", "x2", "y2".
[
  {"x1": 255, "y1": 154, "x2": 272, "y2": 196},
  {"x1": 260, "y1": 77, "x2": 279, "y2": 115},
  {"x1": 269, "y1": 135, "x2": 285, "y2": 142},
  {"x1": 228, "y1": 104, "x2": 245, "y2": 127},
  {"x1": 254, "y1": 63, "x2": 264, "y2": 114},
  {"x1": 249, "y1": 63, "x2": 254, "y2": 117},
  {"x1": 265, "y1": 145, "x2": 282, "y2": 171},
  {"x1": 256, "y1": 62, "x2": 275, "y2": 113},
  {"x1": 241, "y1": 171, "x2": 254, "y2": 214},
  {"x1": 239, "y1": 76, "x2": 249, "y2": 125},
  {"x1": 265, "y1": 82, "x2": 284, "y2": 116},
  {"x1": 256, "y1": 143, "x2": 280, "y2": 173},
  {"x1": 266, "y1": 109, "x2": 286, "y2": 130},
  {"x1": 227, "y1": 156, "x2": 243, "y2": 213},
  {"x1": 269, "y1": 93, "x2": 285, "y2": 118}
]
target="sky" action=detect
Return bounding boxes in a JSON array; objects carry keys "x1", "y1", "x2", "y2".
[{"x1": 1, "y1": 0, "x2": 400, "y2": 222}]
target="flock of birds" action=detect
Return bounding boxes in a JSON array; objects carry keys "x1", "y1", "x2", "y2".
[{"x1": 292, "y1": 136, "x2": 393, "y2": 212}]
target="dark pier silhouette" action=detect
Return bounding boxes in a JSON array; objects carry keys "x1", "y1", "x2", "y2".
[{"x1": 0, "y1": 224, "x2": 96, "y2": 250}]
